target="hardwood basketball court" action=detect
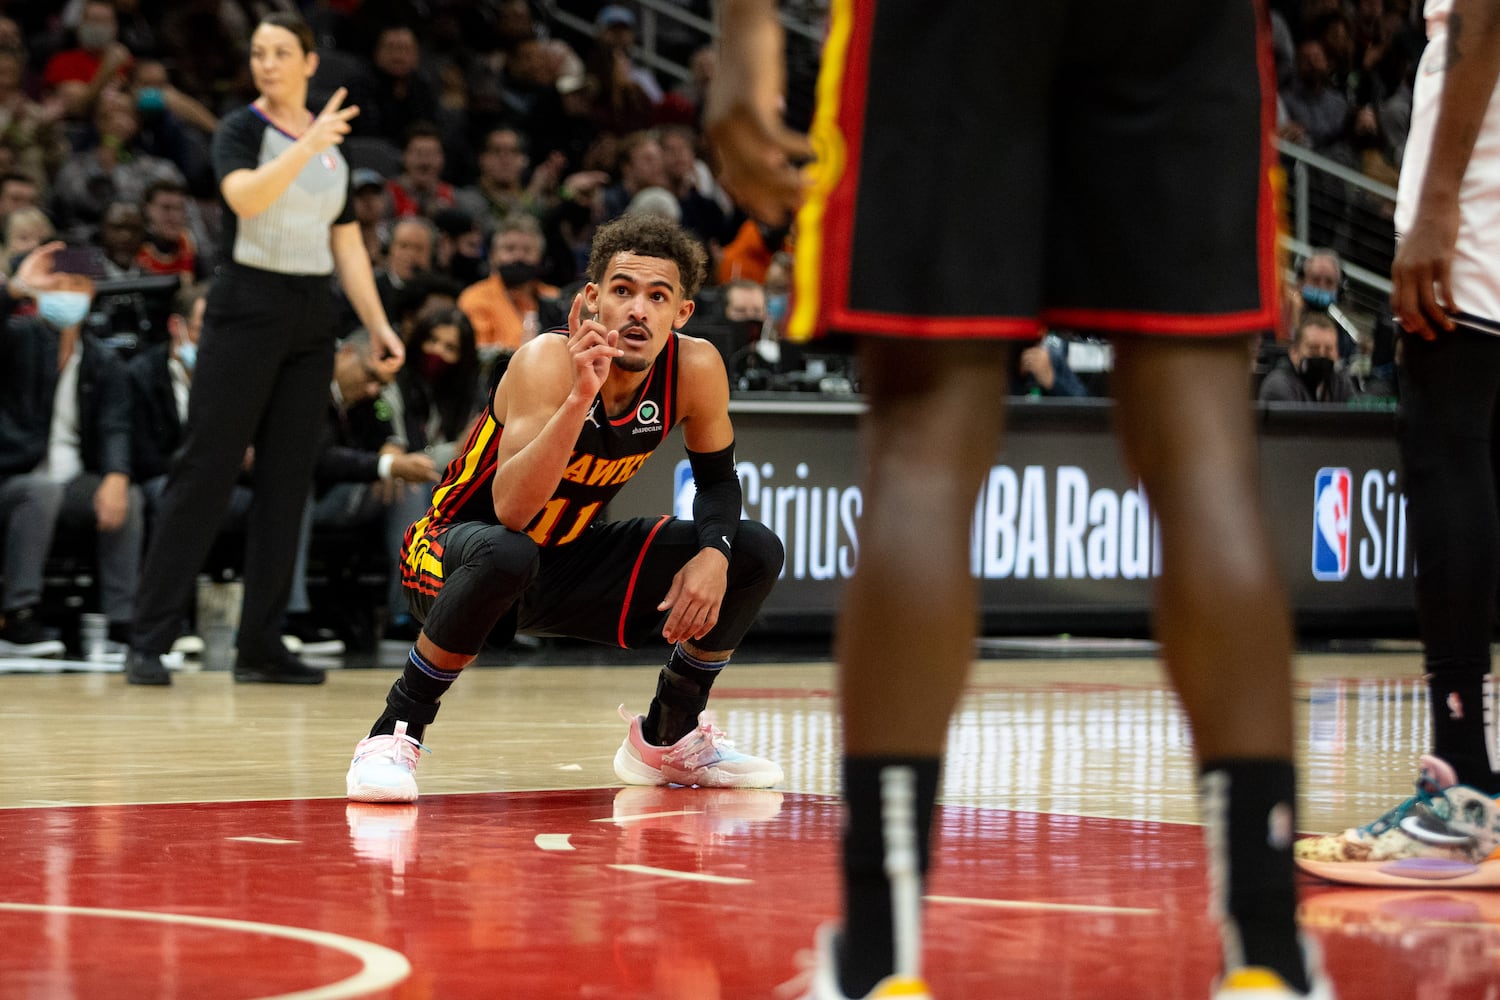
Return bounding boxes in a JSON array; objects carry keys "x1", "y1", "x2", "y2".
[{"x1": 2, "y1": 641, "x2": 1493, "y2": 998}]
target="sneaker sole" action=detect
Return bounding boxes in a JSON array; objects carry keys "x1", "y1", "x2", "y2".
[
  {"x1": 347, "y1": 770, "x2": 419, "y2": 803},
  {"x1": 1296, "y1": 855, "x2": 1500, "y2": 888},
  {"x1": 347, "y1": 784, "x2": 418, "y2": 804},
  {"x1": 126, "y1": 671, "x2": 172, "y2": 686},
  {"x1": 611, "y1": 742, "x2": 784, "y2": 788},
  {"x1": 0, "y1": 639, "x2": 66, "y2": 658},
  {"x1": 296, "y1": 641, "x2": 347, "y2": 656},
  {"x1": 613, "y1": 743, "x2": 667, "y2": 786}
]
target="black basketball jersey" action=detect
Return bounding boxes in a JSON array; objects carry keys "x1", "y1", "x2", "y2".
[{"x1": 415, "y1": 332, "x2": 682, "y2": 548}]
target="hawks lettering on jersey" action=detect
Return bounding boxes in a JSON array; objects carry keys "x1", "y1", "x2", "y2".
[{"x1": 402, "y1": 332, "x2": 682, "y2": 592}]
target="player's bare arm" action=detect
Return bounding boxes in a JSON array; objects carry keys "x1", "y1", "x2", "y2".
[
  {"x1": 1391, "y1": 0, "x2": 1500, "y2": 338},
  {"x1": 491, "y1": 295, "x2": 621, "y2": 530},
  {"x1": 657, "y1": 337, "x2": 739, "y2": 644},
  {"x1": 703, "y1": 0, "x2": 811, "y2": 225},
  {"x1": 676, "y1": 337, "x2": 736, "y2": 456}
]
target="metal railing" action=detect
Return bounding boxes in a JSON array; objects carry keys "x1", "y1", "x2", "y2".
[{"x1": 1277, "y1": 140, "x2": 1397, "y2": 327}]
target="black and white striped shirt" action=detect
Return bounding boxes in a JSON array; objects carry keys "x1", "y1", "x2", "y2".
[{"x1": 212, "y1": 105, "x2": 354, "y2": 276}]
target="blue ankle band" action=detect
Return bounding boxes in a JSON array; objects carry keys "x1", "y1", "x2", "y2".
[
  {"x1": 674, "y1": 643, "x2": 727, "y2": 673},
  {"x1": 410, "y1": 647, "x2": 461, "y2": 682}
]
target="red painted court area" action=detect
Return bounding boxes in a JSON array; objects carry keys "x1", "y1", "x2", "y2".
[{"x1": 3, "y1": 789, "x2": 1495, "y2": 999}]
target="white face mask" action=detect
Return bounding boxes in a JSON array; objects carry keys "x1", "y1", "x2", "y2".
[{"x1": 36, "y1": 290, "x2": 93, "y2": 328}]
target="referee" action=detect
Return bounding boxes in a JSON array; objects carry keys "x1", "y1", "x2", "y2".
[{"x1": 125, "y1": 12, "x2": 404, "y2": 685}]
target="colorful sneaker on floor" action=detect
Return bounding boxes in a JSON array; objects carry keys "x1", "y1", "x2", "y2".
[
  {"x1": 612, "y1": 706, "x2": 784, "y2": 788},
  {"x1": 778, "y1": 925, "x2": 932, "y2": 1000},
  {"x1": 1295, "y1": 755, "x2": 1500, "y2": 888},
  {"x1": 346, "y1": 721, "x2": 428, "y2": 802}
]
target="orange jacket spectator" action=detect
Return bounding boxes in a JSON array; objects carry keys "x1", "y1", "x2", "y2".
[
  {"x1": 717, "y1": 218, "x2": 790, "y2": 286},
  {"x1": 458, "y1": 273, "x2": 559, "y2": 353}
]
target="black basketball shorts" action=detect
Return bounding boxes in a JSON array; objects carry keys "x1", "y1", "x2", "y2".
[{"x1": 788, "y1": 0, "x2": 1278, "y2": 341}]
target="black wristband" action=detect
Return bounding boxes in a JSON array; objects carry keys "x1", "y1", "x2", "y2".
[{"x1": 688, "y1": 441, "x2": 740, "y2": 558}]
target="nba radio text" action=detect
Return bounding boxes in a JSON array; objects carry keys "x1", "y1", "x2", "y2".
[{"x1": 675, "y1": 460, "x2": 1161, "y2": 583}]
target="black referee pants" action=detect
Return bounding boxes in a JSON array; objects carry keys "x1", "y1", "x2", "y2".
[
  {"x1": 133, "y1": 265, "x2": 337, "y2": 661},
  {"x1": 1397, "y1": 324, "x2": 1500, "y2": 672}
]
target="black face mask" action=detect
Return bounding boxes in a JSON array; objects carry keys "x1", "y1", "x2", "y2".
[
  {"x1": 497, "y1": 262, "x2": 538, "y2": 287},
  {"x1": 1298, "y1": 355, "x2": 1335, "y2": 394}
]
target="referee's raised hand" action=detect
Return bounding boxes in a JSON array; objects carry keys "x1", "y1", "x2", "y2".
[{"x1": 304, "y1": 86, "x2": 359, "y2": 154}]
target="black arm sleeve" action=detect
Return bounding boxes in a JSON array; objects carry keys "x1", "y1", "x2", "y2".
[{"x1": 689, "y1": 440, "x2": 741, "y2": 559}]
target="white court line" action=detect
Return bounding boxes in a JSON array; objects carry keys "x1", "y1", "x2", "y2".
[
  {"x1": 0, "y1": 902, "x2": 411, "y2": 1000},
  {"x1": 535, "y1": 834, "x2": 574, "y2": 851},
  {"x1": 228, "y1": 836, "x2": 300, "y2": 845},
  {"x1": 926, "y1": 894, "x2": 1158, "y2": 916},
  {"x1": 609, "y1": 864, "x2": 753, "y2": 885}
]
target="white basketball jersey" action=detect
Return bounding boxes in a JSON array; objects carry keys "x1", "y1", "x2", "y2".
[{"x1": 1395, "y1": 0, "x2": 1500, "y2": 327}]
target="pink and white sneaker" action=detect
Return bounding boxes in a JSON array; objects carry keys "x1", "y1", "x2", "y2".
[
  {"x1": 346, "y1": 721, "x2": 428, "y2": 802},
  {"x1": 612, "y1": 706, "x2": 784, "y2": 788}
]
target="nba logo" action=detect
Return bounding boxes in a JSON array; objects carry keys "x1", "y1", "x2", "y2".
[
  {"x1": 673, "y1": 460, "x2": 696, "y2": 519},
  {"x1": 1312, "y1": 467, "x2": 1351, "y2": 581}
]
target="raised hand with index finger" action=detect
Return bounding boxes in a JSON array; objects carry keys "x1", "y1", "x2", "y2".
[
  {"x1": 303, "y1": 86, "x2": 360, "y2": 155},
  {"x1": 566, "y1": 292, "x2": 621, "y2": 405}
]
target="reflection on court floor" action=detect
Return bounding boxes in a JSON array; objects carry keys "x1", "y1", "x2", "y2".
[{"x1": 1, "y1": 651, "x2": 1496, "y2": 996}]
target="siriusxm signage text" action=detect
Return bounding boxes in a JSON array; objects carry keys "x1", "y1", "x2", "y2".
[{"x1": 675, "y1": 460, "x2": 1161, "y2": 582}]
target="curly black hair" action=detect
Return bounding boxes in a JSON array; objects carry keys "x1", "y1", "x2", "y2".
[{"x1": 586, "y1": 214, "x2": 708, "y2": 300}]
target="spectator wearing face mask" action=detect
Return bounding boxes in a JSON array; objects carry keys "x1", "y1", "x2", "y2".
[
  {"x1": 763, "y1": 251, "x2": 792, "y2": 335},
  {"x1": 127, "y1": 281, "x2": 248, "y2": 517},
  {"x1": 457, "y1": 213, "x2": 558, "y2": 362},
  {"x1": 380, "y1": 307, "x2": 482, "y2": 639},
  {"x1": 43, "y1": 0, "x2": 134, "y2": 122},
  {"x1": 1296, "y1": 248, "x2": 1362, "y2": 360},
  {"x1": 0, "y1": 242, "x2": 143, "y2": 656},
  {"x1": 1258, "y1": 310, "x2": 1358, "y2": 404},
  {"x1": 1297, "y1": 248, "x2": 1343, "y2": 313}
]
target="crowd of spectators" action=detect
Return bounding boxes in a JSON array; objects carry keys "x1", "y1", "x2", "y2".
[
  {"x1": 0, "y1": 0, "x2": 1419, "y2": 656},
  {"x1": 1273, "y1": 0, "x2": 1424, "y2": 185}
]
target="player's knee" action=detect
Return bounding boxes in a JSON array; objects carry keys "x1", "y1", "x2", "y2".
[
  {"x1": 469, "y1": 526, "x2": 541, "y2": 592},
  {"x1": 731, "y1": 520, "x2": 784, "y2": 584}
]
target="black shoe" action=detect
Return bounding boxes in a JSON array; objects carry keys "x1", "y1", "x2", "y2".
[
  {"x1": 125, "y1": 649, "x2": 172, "y2": 686},
  {"x1": 0, "y1": 607, "x2": 65, "y2": 657},
  {"x1": 234, "y1": 648, "x2": 327, "y2": 685},
  {"x1": 282, "y1": 616, "x2": 346, "y2": 656}
]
